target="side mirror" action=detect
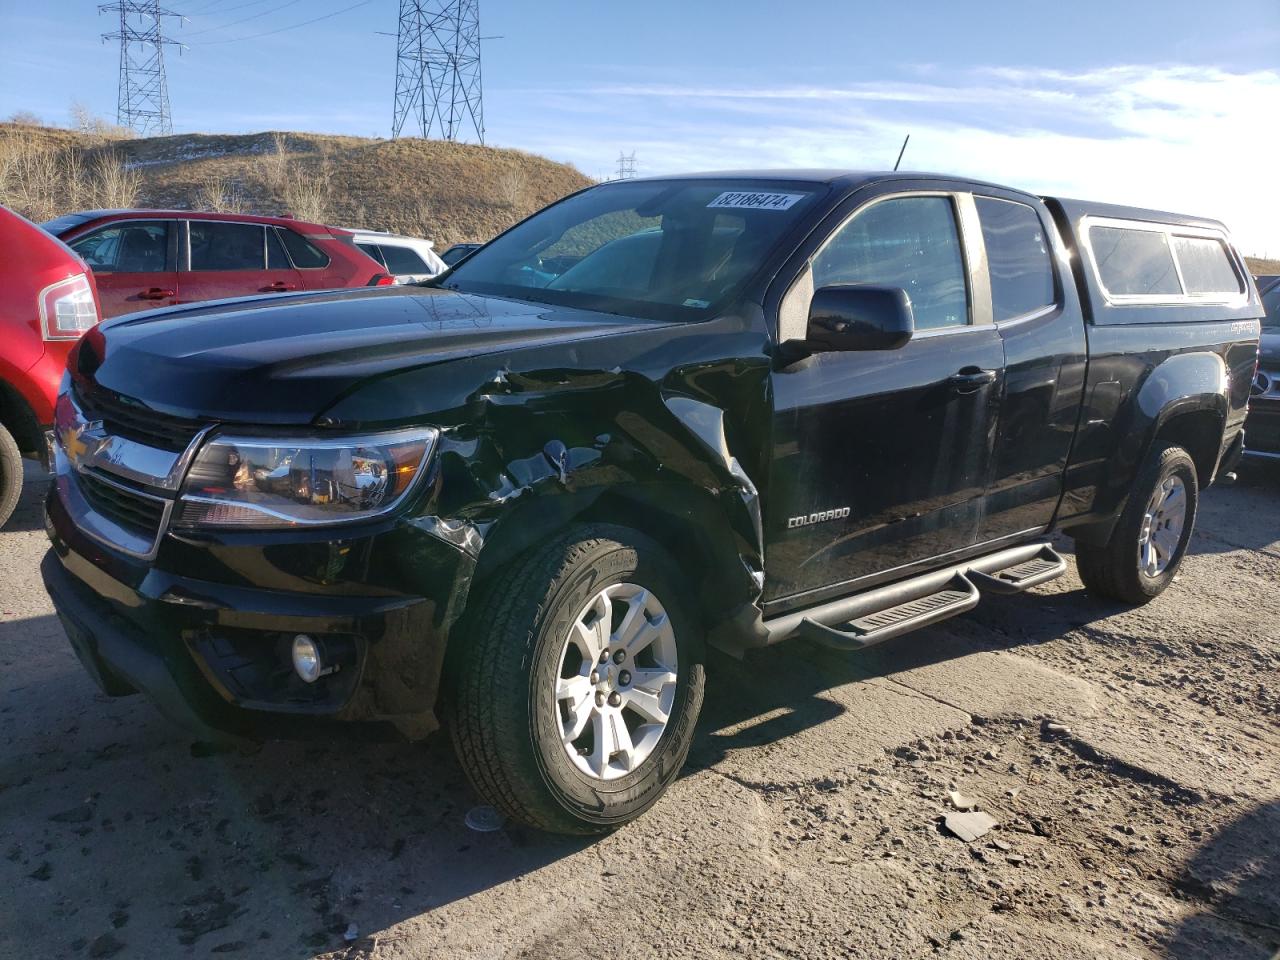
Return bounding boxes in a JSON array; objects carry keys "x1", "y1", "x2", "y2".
[{"x1": 807, "y1": 284, "x2": 914, "y2": 352}]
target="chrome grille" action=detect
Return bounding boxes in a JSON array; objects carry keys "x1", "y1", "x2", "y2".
[
  {"x1": 74, "y1": 382, "x2": 207, "y2": 453},
  {"x1": 76, "y1": 471, "x2": 166, "y2": 541}
]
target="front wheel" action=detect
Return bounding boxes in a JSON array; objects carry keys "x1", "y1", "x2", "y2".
[
  {"x1": 1075, "y1": 443, "x2": 1198, "y2": 604},
  {"x1": 447, "y1": 525, "x2": 705, "y2": 835},
  {"x1": 0, "y1": 423, "x2": 23, "y2": 529}
]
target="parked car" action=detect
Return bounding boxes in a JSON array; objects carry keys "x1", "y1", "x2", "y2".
[
  {"x1": 1245, "y1": 275, "x2": 1280, "y2": 462},
  {"x1": 439, "y1": 242, "x2": 482, "y2": 267},
  {"x1": 348, "y1": 230, "x2": 446, "y2": 283},
  {"x1": 42, "y1": 172, "x2": 1261, "y2": 835},
  {"x1": 0, "y1": 206, "x2": 102, "y2": 527},
  {"x1": 41, "y1": 210, "x2": 390, "y2": 318}
]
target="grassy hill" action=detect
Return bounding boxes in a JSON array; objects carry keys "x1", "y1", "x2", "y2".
[
  {"x1": 0, "y1": 123, "x2": 593, "y2": 246},
  {"x1": 3, "y1": 122, "x2": 1277, "y2": 275}
]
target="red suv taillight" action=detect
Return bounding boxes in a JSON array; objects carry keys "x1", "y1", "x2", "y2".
[
  {"x1": 39, "y1": 273, "x2": 99, "y2": 340},
  {"x1": 367, "y1": 273, "x2": 397, "y2": 287}
]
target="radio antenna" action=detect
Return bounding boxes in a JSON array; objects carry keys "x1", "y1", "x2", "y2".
[{"x1": 893, "y1": 134, "x2": 910, "y2": 171}]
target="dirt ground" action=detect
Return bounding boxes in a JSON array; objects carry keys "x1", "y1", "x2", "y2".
[{"x1": 2, "y1": 459, "x2": 1277, "y2": 960}]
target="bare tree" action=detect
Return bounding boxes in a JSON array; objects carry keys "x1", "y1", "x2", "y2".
[
  {"x1": 0, "y1": 137, "x2": 66, "y2": 221},
  {"x1": 70, "y1": 101, "x2": 136, "y2": 144},
  {"x1": 88, "y1": 151, "x2": 140, "y2": 209},
  {"x1": 281, "y1": 165, "x2": 332, "y2": 223},
  {"x1": 7, "y1": 110, "x2": 42, "y2": 126},
  {"x1": 497, "y1": 167, "x2": 527, "y2": 213},
  {"x1": 261, "y1": 132, "x2": 290, "y2": 191},
  {"x1": 195, "y1": 170, "x2": 245, "y2": 213}
]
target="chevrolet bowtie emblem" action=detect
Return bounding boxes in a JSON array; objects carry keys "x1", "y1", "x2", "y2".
[{"x1": 62, "y1": 420, "x2": 102, "y2": 468}]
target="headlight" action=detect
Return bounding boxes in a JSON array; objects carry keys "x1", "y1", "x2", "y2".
[{"x1": 175, "y1": 427, "x2": 437, "y2": 528}]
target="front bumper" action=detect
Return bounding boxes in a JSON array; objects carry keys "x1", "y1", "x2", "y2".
[
  {"x1": 1244, "y1": 398, "x2": 1280, "y2": 459},
  {"x1": 43, "y1": 489, "x2": 476, "y2": 742}
]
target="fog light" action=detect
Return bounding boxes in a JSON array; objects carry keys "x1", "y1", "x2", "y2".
[{"x1": 292, "y1": 634, "x2": 322, "y2": 683}]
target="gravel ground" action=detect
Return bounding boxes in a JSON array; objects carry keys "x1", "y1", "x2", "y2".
[{"x1": 1, "y1": 460, "x2": 1277, "y2": 960}]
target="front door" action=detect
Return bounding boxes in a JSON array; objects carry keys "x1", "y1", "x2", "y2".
[
  {"x1": 66, "y1": 219, "x2": 178, "y2": 318},
  {"x1": 177, "y1": 220, "x2": 304, "y2": 305},
  {"x1": 763, "y1": 191, "x2": 1005, "y2": 607}
]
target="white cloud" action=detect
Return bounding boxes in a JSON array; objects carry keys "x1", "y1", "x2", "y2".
[{"x1": 495, "y1": 65, "x2": 1280, "y2": 256}]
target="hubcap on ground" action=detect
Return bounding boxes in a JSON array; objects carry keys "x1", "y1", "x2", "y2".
[
  {"x1": 553, "y1": 581, "x2": 678, "y2": 781},
  {"x1": 1138, "y1": 474, "x2": 1187, "y2": 577}
]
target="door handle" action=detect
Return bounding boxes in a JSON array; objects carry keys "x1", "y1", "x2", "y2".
[
  {"x1": 139, "y1": 287, "x2": 174, "y2": 300},
  {"x1": 262, "y1": 281, "x2": 298, "y2": 292},
  {"x1": 948, "y1": 367, "x2": 998, "y2": 393}
]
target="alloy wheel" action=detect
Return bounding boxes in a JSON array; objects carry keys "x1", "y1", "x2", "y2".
[
  {"x1": 1138, "y1": 474, "x2": 1187, "y2": 577},
  {"x1": 554, "y1": 582, "x2": 679, "y2": 781}
]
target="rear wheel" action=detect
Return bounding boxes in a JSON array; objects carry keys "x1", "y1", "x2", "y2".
[
  {"x1": 1075, "y1": 443, "x2": 1198, "y2": 604},
  {"x1": 448, "y1": 525, "x2": 704, "y2": 835},
  {"x1": 0, "y1": 424, "x2": 22, "y2": 529}
]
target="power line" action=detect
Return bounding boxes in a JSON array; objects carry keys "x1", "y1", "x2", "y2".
[
  {"x1": 100, "y1": 1, "x2": 185, "y2": 136},
  {"x1": 186, "y1": 0, "x2": 374, "y2": 45},
  {"x1": 393, "y1": 0, "x2": 485, "y2": 144},
  {"x1": 179, "y1": 0, "x2": 304, "y2": 37}
]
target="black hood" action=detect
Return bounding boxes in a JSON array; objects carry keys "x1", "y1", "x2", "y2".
[{"x1": 77, "y1": 287, "x2": 661, "y2": 424}]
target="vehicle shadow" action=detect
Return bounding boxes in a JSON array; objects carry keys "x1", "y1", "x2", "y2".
[
  {"x1": 1187, "y1": 479, "x2": 1280, "y2": 557},
  {"x1": 0, "y1": 509, "x2": 1244, "y2": 959},
  {"x1": 0, "y1": 611, "x2": 593, "y2": 958},
  {"x1": 1165, "y1": 800, "x2": 1280, "y2": 960},
  {"x1": 1, "y1": 461, "x2": 51, "y2": 534},
  {"x1": 689, "y1": 572, "x2": 1122, "y2": 773}
]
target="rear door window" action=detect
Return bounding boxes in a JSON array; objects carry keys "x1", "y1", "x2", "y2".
[
  {"x1": 356, "y1": 242, "x2": 387, "y2": 269},
  {"x1": 1172, "y1": 236, "x2": 1241, "y2": 296},
  {"x1": 813, "y1": 195, "x2": 969, "y2": 330},
  {"x1": 267, "y1": 228, "x2": 293, "y2": 270},
  {"x1": 71, "y1": 221, "x2": 171, "y2": 273},
  {"x1": 279, "y1": 229, "x2": 331, "y2": 269},
  {"x1": 379, "y1": 244, "x2": 431, "y2": 275},
  {"x1": 975, "y1": 197, "x2": 1056, "y2": 321},
  {"x1": 1088, "y1": 226, "x2": 1181, "y2": 296},
  {"x1": 188, "y1": 222, "x2": 266, "y2": 271}
]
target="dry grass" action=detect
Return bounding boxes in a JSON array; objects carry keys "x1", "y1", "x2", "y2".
[
  {"x1": 0, "y1": 123, "x2": 592, "y2": 245},
  {"x1": 1246, "y1": 257, "x2": 1279, "y2": 276},
  {"x1": 0, "y1": 128, "x2": 138, "y2": 220}
]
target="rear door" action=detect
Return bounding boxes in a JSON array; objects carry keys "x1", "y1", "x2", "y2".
[
  {"x1": 764, "y1": 186, "x2": 1006, "y2": 607},
  {"x1": 178, "y1": 220, "x2": 304, "y2": 304},
  {"x1": 66, "y1": 219, "x2": 178, "y2": 318},
  {"x1": 276, "y1": 227, "x2": 345, "y2": 291},
  {"x1": 975, "y1": 194, "x2": 1088, "y2": 541}
]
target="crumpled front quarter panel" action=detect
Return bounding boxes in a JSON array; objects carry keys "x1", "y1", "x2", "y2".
[{"x1": 319, "y1": 314, "x2": 775, "y2": 617}]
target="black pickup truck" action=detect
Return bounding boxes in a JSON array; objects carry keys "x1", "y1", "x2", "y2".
[{"x1": 42, "y1": 171, "x2": 1262, "y2": 834}]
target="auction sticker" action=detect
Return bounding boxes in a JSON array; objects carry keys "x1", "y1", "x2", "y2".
[{"x1": 707, "y1": 191, "x2": 806, "y2": 211}]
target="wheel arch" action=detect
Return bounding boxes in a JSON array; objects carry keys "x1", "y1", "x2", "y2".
[
  {"x1": 0, "y1": 377, "x2": 44, "y2": 457},
  {"x1": 469, "y1": 481, "x2": 754, "y2": 631},
  {"x1": 1065, "y1": 351, "x2": 1227, "y2": 546}
]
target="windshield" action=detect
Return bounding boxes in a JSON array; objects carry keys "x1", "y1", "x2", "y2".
[
  {"x1": 1262, "y1": 280, "x2": 1280, "y2": 329},
  {"x1": 438, "y1": 179, "x2": 823, "y2": 320},
  {"x1": 41, "y1": 212, "x2": 101, "y2": 236}
]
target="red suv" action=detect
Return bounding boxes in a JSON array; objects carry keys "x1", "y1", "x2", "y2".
[
  {"x1": 42, "y1": 211, "x2": 388, "y2": 318},
  {"x1": 0, "y1": 206, "x2": 103, "y2": 527}
]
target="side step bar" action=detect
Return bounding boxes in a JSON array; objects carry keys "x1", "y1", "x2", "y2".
[
  {"x1": 764, "y1": 542, "x2": 1066, "y2": 651},
  {"x1": 967, "y1": 545, "x2": 1066, "y2": 595},
  {"x1": 798, "y1": 573, "x2": 979, "y2": 650}
]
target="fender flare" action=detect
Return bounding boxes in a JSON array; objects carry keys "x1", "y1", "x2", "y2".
[{"x1": 1076, "y1": 351, "x2": 1228, "y2": 544}]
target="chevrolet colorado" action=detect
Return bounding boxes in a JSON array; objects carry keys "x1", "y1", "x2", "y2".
[{"x1": 41, "y1": 171, "x2": 1263, "y2": 834}]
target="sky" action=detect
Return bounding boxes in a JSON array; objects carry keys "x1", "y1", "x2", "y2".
[{"x1": 1, "y1": 0, "x2": 1278, "y2": 255}]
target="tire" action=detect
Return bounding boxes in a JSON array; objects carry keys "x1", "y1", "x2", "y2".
[
  {"x1": 0, "y1": 423, "x2": 22, "y2": 530},
  {"x1": 1075, "y1": 443, "x2": 1198, "y2": 605},
  {"x1": 447, "y1": 524, "x2": 705, "y2": 835}
]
